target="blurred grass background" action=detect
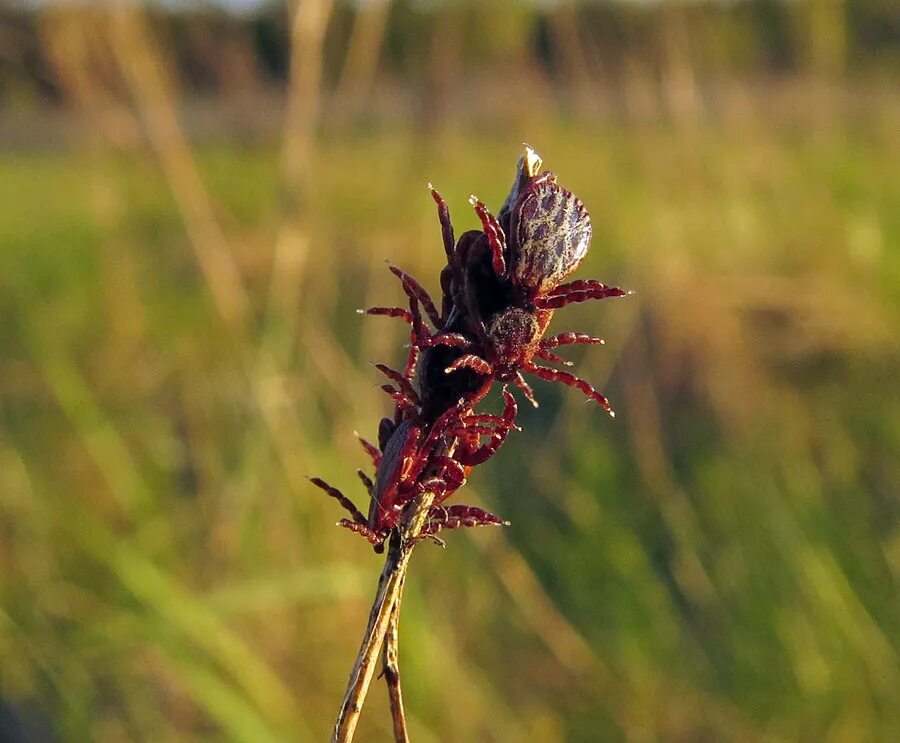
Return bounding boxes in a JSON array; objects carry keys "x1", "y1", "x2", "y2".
[{"x1": 1, "y1": 1, "x2": 899, "y2": 740}]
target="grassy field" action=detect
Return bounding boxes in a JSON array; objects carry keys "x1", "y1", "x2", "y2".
[{"x1": 1, "y1": 111, "x2": 899, "y2": 740}]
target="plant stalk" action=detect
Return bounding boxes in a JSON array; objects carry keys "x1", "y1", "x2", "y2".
[
  {"x1": 383, "y1": 576, "x2": 409, "y2": 742},
  {"x1": 331, "y1": 490, "x2": 436, "y2": 743}
]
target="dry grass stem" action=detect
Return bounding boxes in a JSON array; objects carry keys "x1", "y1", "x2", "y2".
[
  {"x1": 109, "y1": 4, "x2": 250, "y2": 332},
  {"x1": 332, "y1": 490, "x2": 437, "y2": 743},
  {"x1": 382, "y1": 577, "x2": 410, "y2": 743}
]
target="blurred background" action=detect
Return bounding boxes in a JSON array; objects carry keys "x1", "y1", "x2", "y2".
[{"x1": 1, "y1": 0, "x2": 898, "y2": 740}]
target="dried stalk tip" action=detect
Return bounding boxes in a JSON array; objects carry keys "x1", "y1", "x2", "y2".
[{"x1": 522, "y1": 143, "x2": 542, "y2": 177}]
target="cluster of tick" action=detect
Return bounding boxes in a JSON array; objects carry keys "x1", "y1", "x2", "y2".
[{"x1": 311, "y1": 147, "x2": 629, "y2": 553}]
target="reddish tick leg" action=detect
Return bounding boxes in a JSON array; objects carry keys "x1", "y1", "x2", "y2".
[
  {"x1": 363, "y1": 306, "x2": 412, "y2": 324},
  {"x1": 375, "y1": 364, "x2": 420, "y2": 405},
  {"x1": 514, "y1": 372, "x2": 539, "y2": 408},
  {"x1": 459, "y1": 389, "x2": 519, "y2": 431},
  {"x1": 420, "y1": 332, "x2": 471, "y2": 349},
  {"x1": 338, "y1": 519, "x2": 387, "y2": 551},
  {"x1": 457, "y1": 414, "x2": 521, "y2": 431},
  {"x1": 541, "y1": 332, "x2": 605, "y2": 349},
  {"x1": 535, "y1": 347, "x2": 573, "y2": 367},
  {"x1": 432, "y1": 456, "x2": 467, "y2": 493},
  {"x1": 407, "y1": 385, "x2": 488, "y2": 483},
  {"x1": 417, "y1": 477, "x2": 450, "y2": 505},
  {"x1": 452, "y1": 388, "x2": 519, "y2": 465},
  {"x1": 445, "y1": 354, "x2": 493, "y2": 376},
  {"x1": 403, "y1": 334, "x2": 420, "y2": 380},
  {"x1": 547, "y1": 279, "x2": 629, "y2": 295},
  {"x1": 309, "y1": 477, "x2": 368, "y2": 525},
  {"x1": 455, "y1": 433, "x2": 507, "y2": 466},
  {"x1": 355, "y1": 433, "x2": 382, "y2": 467},
  {"x1": 469, "y1": 195, "x2": 507, "y2": 278},
  {"x1": 447, "y1": 424, "x2": 505, "y2": 437},
  {"x1": 404, "y1": 330, "x2": 420, "y2": 374},
  {"x1": 526, "y1": 364, "x2": 615, "y2": 417},
  {"x1": 389, "y1": 265, "x2": 442, "y2": 329},
  {"x1": 429, "y1": 185, "x2": 455, "y2": 260},
  {"x1": 424, "y1": 505, "x2": 509, "y2": 536},
  {"x1": 380, "y1": 385, "x2": 418, "y2": 414},
  {"x1": 534, "y1": 281, "x2": 629, "y2": 310}
]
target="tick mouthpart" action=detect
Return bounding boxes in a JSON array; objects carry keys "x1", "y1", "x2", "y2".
[{"x1": 468, "y1": 194, "x2": 479, "y2": 206}]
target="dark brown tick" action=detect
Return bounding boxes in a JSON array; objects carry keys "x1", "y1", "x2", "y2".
[{"x1": 383, "y1": 145, "x2": 631, "y2": 413}]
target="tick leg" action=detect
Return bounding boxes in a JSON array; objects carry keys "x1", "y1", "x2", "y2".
[
  {"x1": 403, "y1": 332, "x2": 420, "y2": 380},
  {"x1": 526, "y1": 363, "x2": 615, "y2": 417},
  {"x1": 338, "y1": 519, "x2": 387, "y2": 552},
  {"x1": 443, "y1": 504, "x2": 508, "y2": 528},
  {"x1": 356, "y1": 469, "x2": 374, "y2": 497},
  {"x1": 469, "y1": 195, "x2": 507, "y2": 278},
  {"x1": 546, "y1": 279, "x2": 628, "y2": 296},
  {"x1": 452, "y1": 389, "x2": 519, "y2": 465},
  {"x1": 309, "y1": 477, "x2": 368, "y2": 525},
  {"x1": 541, "y1": 332, "x2": 605, "y2": 349},
  {"x1": 416, "y1": 477, "x2": 451, "y2": 507},
  {"x1": 368, "y1": 283, "x2": 429, "y2": 352},
  {"x1": 535, "y1": 280, "x2": 629, "y2": 310},
  {"x1": 375, "y1": 363, "x2": 421, "y2": 405},
  {"x1": 455, "y1": 432, "x2": 506, "y2": 466},
  {"x1": 432, "y1": 456, "x2": 467, "y2": 499},
  {"x1": 363, "y1": 306, "x2": 426, "y2": 377},
  {"x1": 380, "y1": 385, "x2": 418, "y2": 415},
  {"x1": 448, "y1": 424, "x2": 504, "y2": 437},
  {"x1": 535, "y1": 348, "x2": 573, "y2": 367},
  {"x1": 389, "y1": 265, "x2": 442, "y2": 330},
  {"x1": 355, "y1": 432, "x2": 382, "y2": 467},
  {"x1": 537, "y1": 331, "x2": 606, "y2": 366},
  {"x1": 514, "y1": 372, "x2": 539, "y2": 408},
  {"x1": 363, "y1": 306, "x2": 412, "y2": 324},
  {"x1": 393, "y1": 454, "x2": 450, "y2": 513},
  {"x1": 407, "y1": 377, "x2": 498, "y2": 484},
  {"x1": 423, "y1": 505, "x2": 508, "y2": 537},
  {"x1": 458, "y1": 388, "x2": 521, "y2": 431},
  {"x1": 414, "y1": 376, "x2": 493, "y2": 471},
  {"x1": 420, "y1": 332, "x2": 471, "y2": 349},
  {"x1": 429, "y1": 185, "x2": 455, "y2": 260},
  {"x1": 456, "y1": 414, "x2": 521, "y2": 430},
  {"x1": 369, "y1": 423, "x2": 423, "y2": 525},
  {"x1": 392, "y1": 485, "x2": 426, "y2": 514},
  {"x1": 445, "y1": 354, "x2": 493, "y2": 376}
]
